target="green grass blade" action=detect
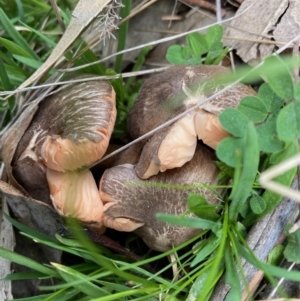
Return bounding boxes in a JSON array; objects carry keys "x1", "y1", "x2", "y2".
[
  {"x1": 186, "y1": 264, "x2": 223, "y2": 301},
  {"x1": 191, "y1": 236, "x2": 221, "y2": 267},
  {"x1": 4, "y1": 212, "x2": 57, "y2": 243},
  {"x1": 20, "y1": 232, "x2": 101, "y2": 263},
  {"x1": 224, "y1": 241, "x2": 241, "y2": 301},
  {"x1": 91, "y1": 287, "x2": 158, "y2": 301},
  {"x1": 156, "y1": 213, "x2": 216, "y2": 230},
  {"x1": 114, "y1": 0, "x2": 131, "y2": 73},
  {"x1": 13, "y1": 288, "x2": 78, "y2": 301},
  {"x1": 3, "y1": 64, "x2": 27, "y2": 84},
  {"x1": 14, "y1": 0, "x2": 25, "y2": 22},
  {"x1": 74, "y1": 48, "x2": 106, "y2": 75},
  {"x1": 13, "y1": 55, "x2": 43, "y2": 69},
  {"x1": 234, "y1": 229, "x2": 300, "y2": 284},
  {"x1": 229, "y1": 122, "x2": 260, "y2": 222},
  {"x1": 52, "y1": 263, "x2": 110, "y2": 298},
  {"x1": 0, "y1": 247, "x2": 58, "y2": 277},
  {"x1": 4, "y1": 271, "x2": 46, "y2": 280},
  {"x1": 0, "y1": 58, "x2": 12, "y2": 91},
  {"x1": 43, "y1": 288, "x2": 80, "y2": 301},
  {"x1": 195, "y1": 201, "x2": 229, "y2": 301},
  {"x1": 125, "y1": 46, "x2": 151, "y2": 90},
  {"x1": 0, "y1": 37, "x2": 32, "y2": 58},
  {"x1": 67, "y1": 220, "x2": 158, "y2": 288},
  {"x1": 96, "y1": 280, "x2": 131, "y2": 293},
  {"x1": 18, "y1": 20, "x2": 56, "y2": 47},
  {"x1": 0, "y1": 50, "x2": 27, "y2": 75},
  {"x1": 0, "y1": 8, "x2": 39, "y2": 60}
]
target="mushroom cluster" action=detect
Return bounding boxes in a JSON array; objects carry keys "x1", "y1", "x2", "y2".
[
  {"x1": 4, "y1": 65, "x2": 256, "y2": 251},
  {"x1": 12, "y1": 79, "x2": 116, "y2": 230}
]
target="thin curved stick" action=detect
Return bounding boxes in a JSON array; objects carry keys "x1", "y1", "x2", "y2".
[{"x1": 260, "y1": 153, "x2": 300, "y2": 203}]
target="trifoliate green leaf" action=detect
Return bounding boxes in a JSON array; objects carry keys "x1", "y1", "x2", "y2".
[
  {"x1": 181, "y1": 45, "x2": 193, "y2": 60},
  {"x1": 204, "y1": 41, "x2": 224, "y2": 64},
  {"x1": 218, "y1": 108, "x2": 249, "y2": 137},
  {"x1": 205, "y1": 24, "x2": 223, "y2": 48},
  {"x1": 284, "y1": 229, "x2": 300, "y2": 263},
  {"x1": 258, "y1": 83, "x2": 285, "y2": 112},
  {"x1": 166, "y1": 45, "x2": 185, "y2": 64},
  {"x1": 249, "y1": 194, "x2": 266, "y2": 214},
  {"x1": 238, "y1": 96, "x2": 268, "y2": 123},
  {"x1": 216, "y1": 137, "x2": 244, "y2": 167},
  {"x1": 243, "y1": 140, "x2": 298, "y2": 227},
  {"x1": 277, "y1": 100, "x2": 300, "y2": 142},
  {"x1": 257, "y1": 113, "x2": 284, "y2": 153},
  {"x1": 268, "y1": 245, "x2": 284, "y2": 266},
  {"x1": 263, "y1": 56, "x2": 294, "y2": 100},
  {"x1": 187, "y1": 32, "x2": 208, "y2": 58},
  {"x1": 187, "y1": 194, "x2": 221, "y2": 221}
]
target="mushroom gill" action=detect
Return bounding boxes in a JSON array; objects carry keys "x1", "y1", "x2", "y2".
[
  {"x1": 193, "y1": 109, "x2": 230, "y2": 149},
  {"x1": 99, "y1": 144, "x2": 220, "y2": 252},
  {"x1": 47, "y1": 168, "x2": 104, "y2": 229}
]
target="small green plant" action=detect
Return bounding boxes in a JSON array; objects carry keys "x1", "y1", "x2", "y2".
[
  {"x1": 166, "y1": 25, "x2": 228, "y2": 65},
  {"x1": 107, "y1": 46, "x2": 150, "y2": 138}
]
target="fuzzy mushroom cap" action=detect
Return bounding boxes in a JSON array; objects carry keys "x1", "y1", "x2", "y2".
[
  {"x1": 40, "y1": 80, "x2": 116, "y2": 172},
  {"x1": 14, "y1": 79, "x2": 116, "y2": 173},
  {"x1": 128, "y1": 65, "x2": 255, "y2": 138},
  {"x1": 127, "y1": 65, "x2": 256, "y2": 179},
  {"x1": 99, "y1": 144, "x2": 220, "y2": 252}
]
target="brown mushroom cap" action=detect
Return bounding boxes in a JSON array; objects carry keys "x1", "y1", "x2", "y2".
[
  {"x1": 99, "y1": 144, "x2": 220, "y2": 252},
  {"x1": 128, "y1": 65, "x2": 255, "y2": 138},
  {"x1": 127, "y1": 65, "x2": 256, "y2": 179},
  {"x1": 40, "y1": 80, "x2": 116, "y2": 172}
]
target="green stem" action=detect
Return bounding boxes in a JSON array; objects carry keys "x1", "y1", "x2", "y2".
[
  {"x1": 115, "y1": 0, "x2": 131, "y2": 73},
  {"x1": 195, "y1": 199, "x2": 229, "y2": 301}
]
